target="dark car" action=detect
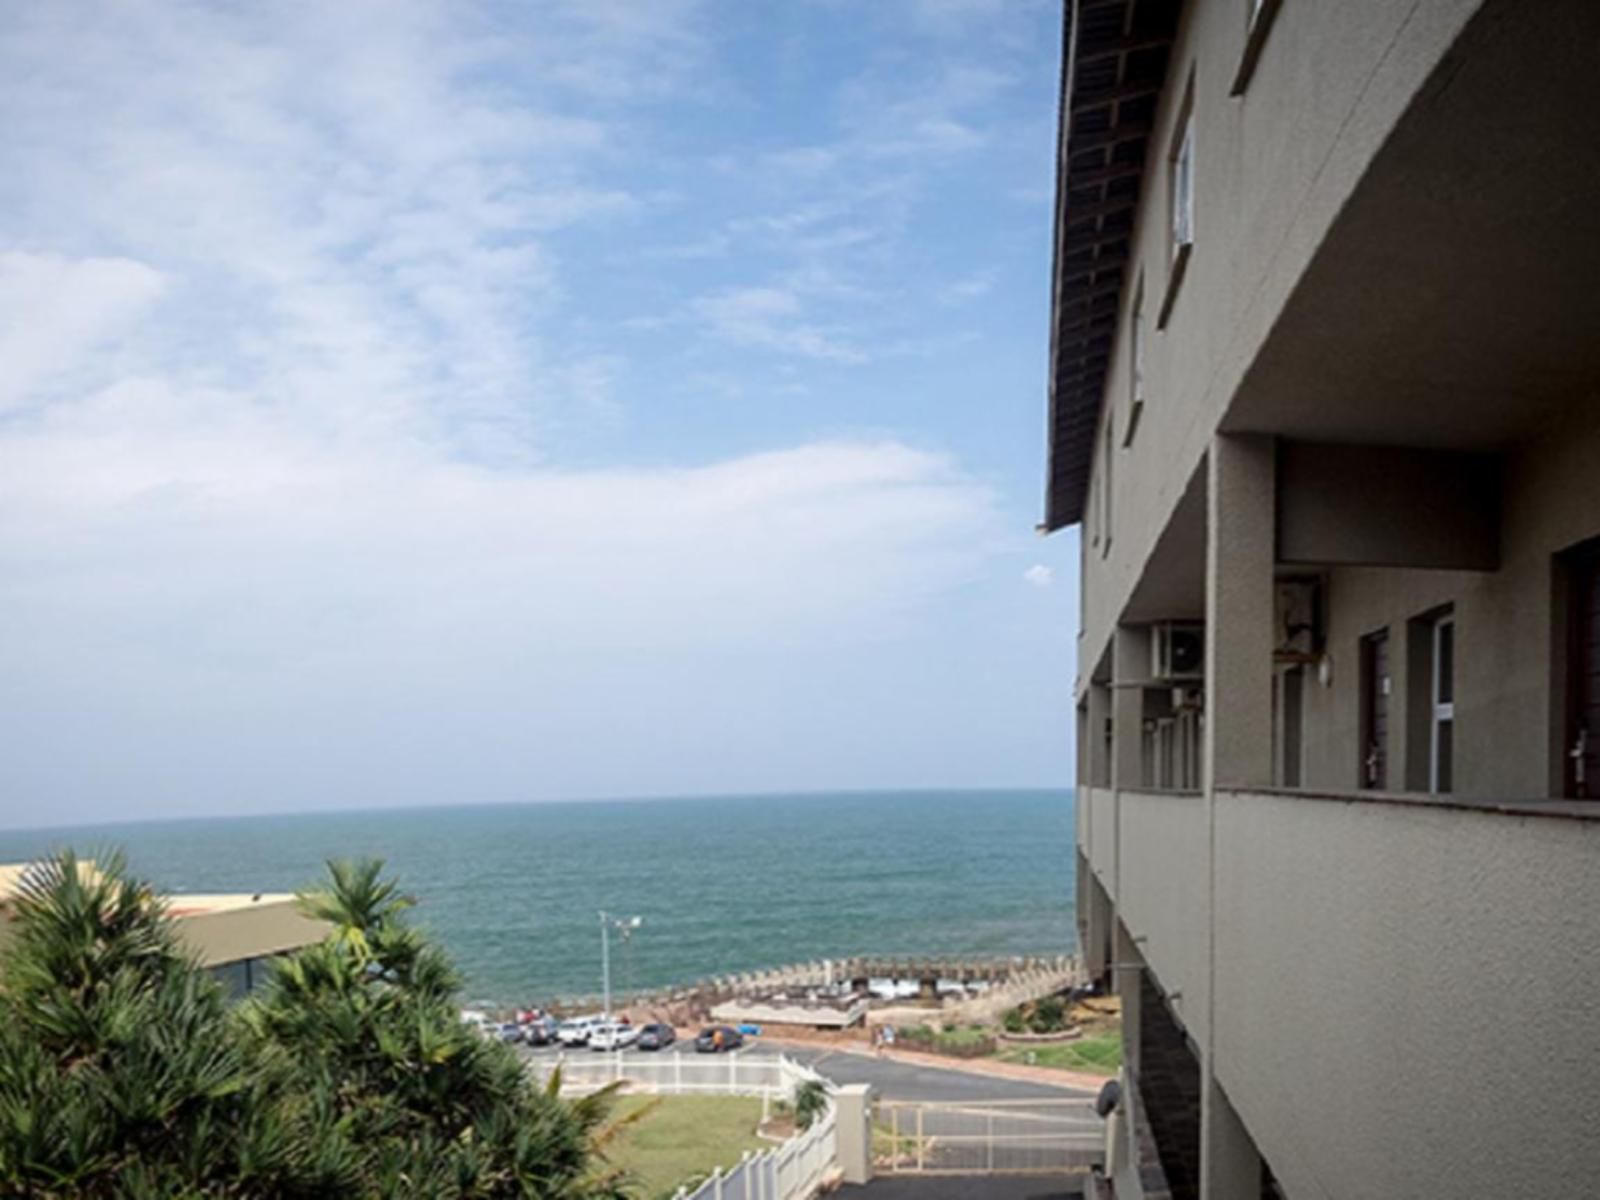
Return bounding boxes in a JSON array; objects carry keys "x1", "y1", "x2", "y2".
[
  {"x1": 636, "y1": 1023, "x2": 677, "y2": 1051},
  {"x1": 522, "y1": 1016, "x2": 560, "y2": 1046},
  {"x1": 694, "y1": 1025, "x2": 744, "y2": 1053}
]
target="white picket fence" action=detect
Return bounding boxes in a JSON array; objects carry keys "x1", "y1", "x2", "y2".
[
  {"x1": 534, "y1": 1049, "x2": 803, "y2": 1099},
  {"x1": 529, "y1": 1052, "x2": 836, "y2": 1200},
  {"x1": 674, "y1": 1104, "x2": 836, "y2": 1200}
]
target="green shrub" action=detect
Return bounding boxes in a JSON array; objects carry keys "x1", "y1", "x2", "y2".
[
  {"x1": 0, "y1": 851, "x2": 626, "y2": 1199},
  {"x1": 1030, "y1": 995, "x2": 1068, "y2": 1033}
]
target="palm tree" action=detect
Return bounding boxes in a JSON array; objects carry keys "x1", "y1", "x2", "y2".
[
  {"x1": 0, "y1": 851, "x2": 638, "y2": 1198},
  {"x1": 0, "y1": 850, "x2": 294, "y2": 1196},
  {"x1": 792, "y1": 1079, "x2": 830, "y2": 1131},
  {"x1": 246, "y1": 857, "x2": 626, "y2": 1197}
]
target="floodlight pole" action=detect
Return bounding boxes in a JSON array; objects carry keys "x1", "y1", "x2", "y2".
[
  {"x1": 600, "y1": 912, "x2": 642, "y2": 1023},
  {"x1": 600, "y1": 911, "x2": 612, "y2": 1022}
]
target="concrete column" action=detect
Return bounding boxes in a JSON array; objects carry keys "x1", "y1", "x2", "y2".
[
  {"x1": 1204, "y1": 433, "x2": 1277, "y2": 792},
  {"x1": 1112, "y1": 626, "x2": 1147, "y2": 791},
  {"x1": 1200, "y1": 1078, "x2": 1262, "y2": 1200},
  {"x1": 834, "y1": 1084, "x2": 874, "y2": 1185},
  {"x1": 1114, "y1": 924, "x2": 1144, "y2": 1075},
  {"x1": 1087, "y1": 681, "x2": 1113, "y2": 788},
  {"x1": 1200, "y1": 434, "x2": 1273, "y2": 1200}
]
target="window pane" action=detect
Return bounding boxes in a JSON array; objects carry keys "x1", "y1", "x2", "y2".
[
  {"x1": 1437, "y1": 620, "x2": 1454, "y2": 704},
  {"x1": 1436, "y1": 719, "x2": 1454, "y2": 793}
]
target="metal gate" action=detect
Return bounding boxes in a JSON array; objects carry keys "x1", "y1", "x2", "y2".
[{"x1": 876, "y1": 1098, "x2": 1104, "y2": 1175}]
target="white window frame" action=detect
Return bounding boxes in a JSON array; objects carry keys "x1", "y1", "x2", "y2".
[{"x1": 1430, "y1": 613, "x2": 1455, "y2": 793}]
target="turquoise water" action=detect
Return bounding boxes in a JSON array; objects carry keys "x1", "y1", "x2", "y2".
[{"x1": 0, "y1": 789, "x2": 1076, "y2": 1005}]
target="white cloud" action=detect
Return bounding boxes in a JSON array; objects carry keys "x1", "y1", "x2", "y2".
[
  {"x1": 938, "y1": 271, "x2": 995, "y2": 306},
  {"x1": 0, "y1": 1, "x2": 675, "y2": 457},
  {"x1": 1023, "y1": 564, "x2": 1053, "y2": 588},
  {"x1": 0, "y1": 253, "x2": 167, "y2": 411},
  {"x1": 0, "y1": 1, "x2": 1061, "y2": 821},
  {"x1": 0, "y1": 398, "x2": 999, "y2": 679},
  {"x1": 692, "y1": 287, "x2": 867, "y2": 363}
]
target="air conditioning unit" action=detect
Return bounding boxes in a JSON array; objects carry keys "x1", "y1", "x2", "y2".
[{"x1": 1151, "y1": 622, "x2": 1204, "y2": 681}]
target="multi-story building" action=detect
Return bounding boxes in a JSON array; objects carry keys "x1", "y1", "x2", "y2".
[
  {"x1": 1048, "y1": 0, "x2": 1600, "y2": 1195},
  {"x1": 0, "y1": 863, "x2": 327, "y2": 998}
]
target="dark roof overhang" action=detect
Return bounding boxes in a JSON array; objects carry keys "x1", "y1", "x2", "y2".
[{"x1": 1043, "y1": 0, "x2": 1183, "y2": 531}]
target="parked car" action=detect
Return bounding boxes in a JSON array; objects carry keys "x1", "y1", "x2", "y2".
[
  {"x1": 588, "y1": 1022, "x2": 641, "y2": 1052},
  {"x1": 522, "y1": 1015, "x2": 561, "y2": 1046},
  {"x1": 556, "y1": 1016, "x2": 605, "y2": 1046},
  {"x1": 460, "y1": 1009, "x2": 494, "y2": 1037},
  {"x1": 695, "y1": 1025, "x2": 744, "y2": 1053},
  {"x1": 635, "y1": 1022, "x2": 677, "y2": 1051},
  {"x1": 495, "y1": 1022, "x2": 524, "y2": 1044}
]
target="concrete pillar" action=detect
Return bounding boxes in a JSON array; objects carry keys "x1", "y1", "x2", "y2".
[
  {"x1": 1112, "y1": 625, "x2": 1147, "y2": 791},
  {"x1": 1200, "y1": 434, "x2": 1273, "y2": 1200},
  {"x1": 1200, "y1": 1078, "x2": 1262, "y2": 1200},
  {"x1": 1087, "y1": 681, "x2": 1113, "y2": 788},
  {"x1": 1204, "y1": 433, "x2": 1277, "y2": 792},
  {"x1": 834, "y1": 1084, "x2": 874, "y2": 1185}
]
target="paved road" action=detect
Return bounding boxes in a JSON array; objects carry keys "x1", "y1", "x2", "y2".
[
  {"x1": 781, "y1": 1046, "x2": 1097, "y2": 1104},
  {"x1": 522, "y1": 1040, "x2": 1095, "y2": 1104},
  {"x1": 839, "y1": 1177, "x2": 1082, "y2": 1199}
]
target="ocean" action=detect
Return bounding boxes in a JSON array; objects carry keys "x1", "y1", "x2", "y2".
[{"x1": 0, "y1": 789, "x2": 1076, "y2": 1005}]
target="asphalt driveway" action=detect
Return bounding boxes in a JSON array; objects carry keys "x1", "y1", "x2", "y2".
[{"x1": 838, "y1": 1177, "x2": 1083, "y2": 1199}]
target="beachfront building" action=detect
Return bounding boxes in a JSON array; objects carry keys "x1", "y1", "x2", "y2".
[
  {"x1": 1049, "y1": 0, "x2": 1600, "y2": 1196},
  {"x1": 0, "y1": 864, "x2": 327, "y2": 998}
]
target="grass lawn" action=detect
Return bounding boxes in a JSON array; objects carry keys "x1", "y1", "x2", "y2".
[
  {"x1": 997, "y1": 1030, "x2": 1122, "y2": 1075},
  {"x1": 606, "y1": 1095, "x2": 768, "y2": 1200}
]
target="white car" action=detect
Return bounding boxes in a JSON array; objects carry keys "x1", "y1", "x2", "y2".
[
  {"x1": 555, "y1": 1015, "x2": 606, "y2": 1046},
  {"x1": 588, "y1": 1023, "x2": 641, "y2": 1052},
  {"x1": 460, "y1": 1009, "x2": 494, "y2": 1036}
]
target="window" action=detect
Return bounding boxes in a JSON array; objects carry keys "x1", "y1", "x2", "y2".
[
  {"x1": 1125, "y1": 272, "x2": 1145, "y2": 445},
  {"x1": 1171, "y1": 113, "x2": 1195, "y2": 255},
  {"x1": 1157, "y1": 76, "x2": 1196, "y2": 329},
  {"x1": 1430, "y1": 612, "x2": 1455, "y2": 793},
  {"x1": 1359, "y1": 629, "x2": 1390, "y2": 790},
  {"x1": 1232, "y1": 0, "x2": 1283, "y2": 96}
]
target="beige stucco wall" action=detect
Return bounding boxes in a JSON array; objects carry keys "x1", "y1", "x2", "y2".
[
  {"x1": 1078, "y1": 786, "x2": 1600, "y2": 1197},
  {"x1": 1212, "y1": 789, "x2": 1600, "y2": 1197},
  {"x1": 1115, "y1": 790, "x2": 1208, "y2": 1041},
  {"x1": 1087, "y1": 784, "x2": 1117, "y2": 893},
  {"x1": 1297, "y1": 411, "x2": 1600, "y2": 800},
  {"x1": 1077, "y1": 0, "x2": 1482, "y2": 699}
]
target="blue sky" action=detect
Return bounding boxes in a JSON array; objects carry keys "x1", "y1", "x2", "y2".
[{"x1": 0, "y1": 0, "x2": 1080, "y2": 827}]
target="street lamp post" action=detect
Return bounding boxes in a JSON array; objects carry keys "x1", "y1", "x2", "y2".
[{"x1": 600, "y1": 911, "x2": 643, "y2": 1023}]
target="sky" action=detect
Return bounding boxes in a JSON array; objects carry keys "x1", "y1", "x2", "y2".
[{"x1": 0, "y1": 0, "x2": 1081, "y2": 829}]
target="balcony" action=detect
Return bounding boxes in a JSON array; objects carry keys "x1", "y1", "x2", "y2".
[{"x1": 1076, "y1": 782, "x2": 1600, "y2": 1195}]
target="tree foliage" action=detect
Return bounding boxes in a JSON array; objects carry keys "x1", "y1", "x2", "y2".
[
  {"x1": 0, "y1": 851, "x2": 633, "y2": 1199},
  {"x1": 791, "y1": 1079, "x2": 829, "y2": 1132}
]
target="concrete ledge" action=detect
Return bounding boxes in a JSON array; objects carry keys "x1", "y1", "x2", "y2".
[{"x1": 997, "y1": 1028, "x2": 1084, "y2": 1046}]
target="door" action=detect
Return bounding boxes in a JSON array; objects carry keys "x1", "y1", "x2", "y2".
[
  {"x1": 1282, "y1": 665, "x2": 1304, "y2": 788},
  {"x1": 1568, "y1": 544, "x2": 1600, "y2": 797},
  {"x1": 1360, "y1": 630, "x2": 1390, "y2": 790}
]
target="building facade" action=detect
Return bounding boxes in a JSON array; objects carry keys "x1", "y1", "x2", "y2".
[
  {"x1": 0, "y1": 865, "x2": 327, "y2": 999},
  {"x1": 1048, "y1": 0, "x2": 1600, "y2": 1196}
]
